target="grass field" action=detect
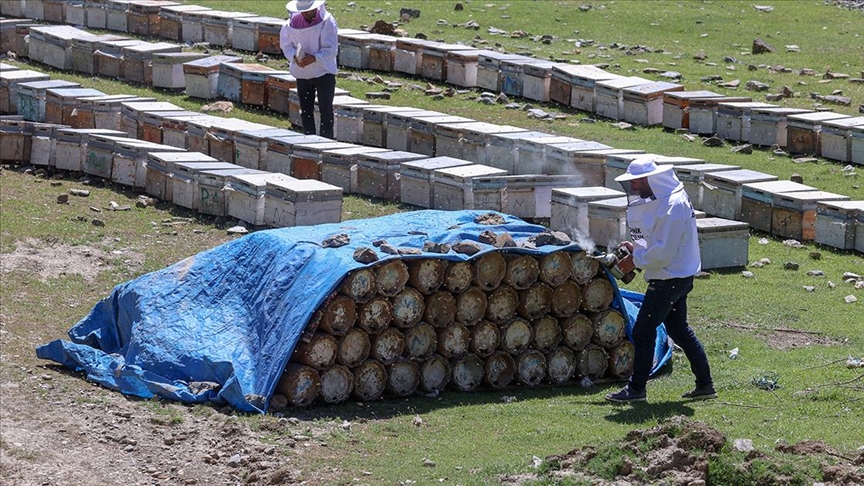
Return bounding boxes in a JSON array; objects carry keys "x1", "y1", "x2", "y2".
[{"x1": 1, "y1": 1, "x2": 863, "y2": 484}]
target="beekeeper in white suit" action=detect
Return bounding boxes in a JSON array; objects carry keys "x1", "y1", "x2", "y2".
[
  {"x1": 280, "y1": 0, "x2": 338, "y2": 139},
  {"x1": 605, "y1": 156, "x2": 716, "y2": 404}
]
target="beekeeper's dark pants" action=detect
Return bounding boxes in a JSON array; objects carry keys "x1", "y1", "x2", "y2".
[{"x1": 297, "y1": 73, "x2": 335, "y2": 140}]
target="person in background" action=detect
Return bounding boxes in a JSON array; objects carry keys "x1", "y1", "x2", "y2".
[
  {"x1": 605, "y1": 156, "x2": 717, "y2": 404},
  {"x1": 280, "y1": 0, "x2": 338, "y2": 139}
]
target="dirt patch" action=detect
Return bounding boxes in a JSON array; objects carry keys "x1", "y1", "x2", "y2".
[
  {"x1": 0, "y1": 237, "x2": 142, "y2": 283},
  {"x1": 757, "y1": 329, "x2": 843, "y2": 350}
]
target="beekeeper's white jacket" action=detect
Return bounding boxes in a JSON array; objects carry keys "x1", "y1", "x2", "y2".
[
  {"x1": 626, "y1": 169, "x2": 702, "y2": 281},
  {"x1": 279, "y1": 10, "x2": 338, "y2": 79}
]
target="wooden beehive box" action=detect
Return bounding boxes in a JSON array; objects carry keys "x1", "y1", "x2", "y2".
[
  {"x1": 263, "y1": 134, "x2": 327, "y2": 175},
  {"x1": 196, "y1": 167, "x2": 266, "y2": 215},
  {"x1": 445, "y1": 49, "x2": 482, "y2": 88},
  {"x1": 787, "y1": 112, "x2": 852, "y2": 156},
  {"x1": 594, "y1": 76, "x2": 651, "y2": 121},
  {"x1": 476, "y1": 51, "x2": 525, "y2": 92},
  {"x1": 386, "y1": 109, "x2": 442, "y2": 152},
  {"x1": 29, "y1": 123, "x2": 60, "y2": 168},
  {"x1": 367, "y1": 34, "x2": 397, "y2": 72},
  {"x1": 112, "y1": 139, "x2": 178, "y2": 188},
  {"x1": 354, "y1": 150, "x2": 428, "y2": 200},
  {"x1": 226, "y1": 172, "x2": 293, "y2": 226},
  {"x1": 499, "y1": 57, "x2": 539, "y2": 98},
  {"x1": 697, "y1": 218, "x2": 750, "y2": 270},
  {"x1": 206, "y1": 118, "x2": 271, "y2": 163},
  {"x1": 421, "y1": 44, "x2": 476, "y2": 81},
  {"x1": 151, "y1": 52, "x2": 210, "y2": 89},
  {"x1": 241, "y1": 65, "x2": 291, "y2": 107},
  {"x1": 94, "y1": 39, "x2": 148, "y2": 79},
  {"x1": 701, "y1": 169, "x2": 778, "y2": 221},
  {"x1": 819, "y1": 116, "x2": 864, "y2": 163},
  {"x1": 400, "y1": 156, "x2": 473, "y2": 208},
  {"x1": 673, "y1": 163, "x2": 741, "y2": 210},
  {"x1": 234, "y1": 128, "x2": 300, "y2": 170},
  {"x1": 180, "y1": 8, "x2": 210, "y2": 44},
  {"x1": 338, "y1": 32, "x2": 377, "y2": 69},
  {"x1": 740, "y1": 180, "x2": 816, "y2": 233},
  {"x1": 432, "y1": 164, "x2": 508, "y2": 211},
  {"x1": 23, "y1": 0, "x2": 45, "y2": 20},
  {"x1": 851, "y1": 124, "x2": 864, "y2": 166},
  {"x1": 291, "y1": 141, "x2": 355, "y2": 180},
  {"x1": 145, "y1": 151, "x2": 216, "y2": 202},
  {"x1": 105, "y1": 0, "x2": 132, "y2": 32},
  {"x1": 42, "y1": 0, "x2": 66, "y2": 24},
  {"x1": 517, "y1": 136, "x2": 581, "y2": 176},
  {"x1": 83, "y1": 134, "x2": 132, "y2": 179},
  {"x1": 64, "y1": 0, "x2": 87, "y2": 26},
  {"x1": 266, "y1": 74, "x2": 297, "y2": 114},
  {"x1": 71, "y1": 33, "x2": 126, "y2": 75},
  {"x1": 661, "y1": 90, "x2": 724, "y2": 130},
  {"x1": 44, "y1": 87, "x2": 105, "y2": 126},
  {"x1": 814, "y1": 200, "x2": 864, "y2": 250},
  {"x1": 119, "y1": 100, "x2": 183, "y2": 138},
  {"x1": 263, "y1": 177, "x2": 343, "y2": 228},
  {"x1": 480, "y1": 174, "x2": 587, "y2": 220},
  {"x1": 408, "y1": 115, "x2": 472, "y2": 157},
  {"x1": 257, "y1": 18, "x2": 284, "y2": 55},
  {"x1": 127, "y1": 1, "x2": 179, "y2": 37},
  {"x1": 521, "y1": 60, "x2": 557, "y2": 103},
  {"x1": 16, "y1": 80, "x2": 80, "y2": 122},
  {"x1": 201, "y1": 10, "x2": 256, "y2": 48},
  {"x1": 232, "y1": 16, "x2": 282, "y2": 53},
  {"x1": 544, "y1": 141, "x2": 614, "y2": 182},
  {"x1": 35, "y1": 25, "x2": 90, "y2": 70},
  {"x1": 550, "y1": 187, "x2": 625, "y2": 239},
  {"x1": 587, "y1": 196, "x2": 630, "y2": 249},
  {"x1": 157, "y1": 113, "x2": 212, "y2": 149},
  {"x1": 621, "y1": 81, "x2": 685, "y2": 126},
  {"x1": 715, "y1": 102, "x2": 777, "y2": 142},
  {"x1": 362, "y1": 105, "x2": 421, "y2": 148},
  {"x1": 1, "y1": 0, "x2": 25, "y2": 17},
  {"x1": 54, "y1": 128, "x2": 127, "y2": 172},
  {"x1": 0, "y1": 119, "x2": 34, "y2": 164},
  {"x1": 139, "y1": 109, "x2": 198, "y2": 144},
  {"x1": 549, "y1": 64, "x2": 585, "y2": 107},
  {"x1": 0, "y1": 20, "x2": 27, "y2": 55},
  {"x1": 749, "y1": 107, "x2": 812, "y2": 147},
  {"x1": 569, "y1": 67, "x2": 623, "y2": 113},
  {"x1": 78, "y1": 95, "x2": 154, "y2": 131},
  {"x1": 394, "y1": 38, "x2": 436, "y2": 76},
  {"x1": 687, "y1": 96, "x2": 752, "y2": 135},
  {"x1": 183, "y1": 55, "x2": 242, "y2": 99},
  {"x1": 85, "y1": 0, "x2": 108, "y2": 29},
  {"x1": 158, "y1": 4, "x2": 211, "y2": 42},
  {"x1": 321, "y1": 145, "x2": 391, "y2": 193},
  {"x1": 334, "y1": 100, "x2": 374, "y2": 144},
  {"x1": 170, "y1": 161, "x2": 240, "y2": 210},
  {"x1": 446, "y1": 122, "x2": 526, "y2": 166},
  {"x1": 121, "y1": 42, "x2": 183, "y2": 85},
  {"x1": 771, "y1": 191, "x2": 850, "y2": 241}
]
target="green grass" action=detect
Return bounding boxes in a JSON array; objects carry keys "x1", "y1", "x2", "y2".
[{"x1": 2, "y1": 1, "x2": 863, "y2": 485}]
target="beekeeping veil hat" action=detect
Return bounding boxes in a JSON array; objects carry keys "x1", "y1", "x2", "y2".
[
  {"x1": 286, "y1": 0, "x2": 325, "y2": 13},
  {"x1": 614, "y1": 156, "x2": 674, "y2": 182}
]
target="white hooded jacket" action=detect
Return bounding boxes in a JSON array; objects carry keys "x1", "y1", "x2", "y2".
[
  {"x1": 279, "y1": 9, "x2": 339, "y2": 79},
  {"x1": 625, "y1": 168, "x2": 701, "y2": 281}
]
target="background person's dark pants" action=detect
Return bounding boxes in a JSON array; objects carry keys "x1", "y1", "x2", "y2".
[
  {"x1": 296, "y1": 73, "x2": 336, "y2": 139},
  {"x1": 627, "y1": 276, "x2": 713, "y2": 393}
]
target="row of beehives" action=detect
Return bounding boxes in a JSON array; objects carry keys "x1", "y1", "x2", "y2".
[
  {"x1": 276, "y1": 248, "x2": 635, "y2": 406},
  {"x1": 3, "y1": 3, "x2": 862, "y2": 166},
  {"x1": 2, "y1": 59, "x2": 862, "y2": 258}
]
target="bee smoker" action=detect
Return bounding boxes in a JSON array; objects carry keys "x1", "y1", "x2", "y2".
[{"x1": 592, "y1": 246, "x2": 638, "y2": 284}]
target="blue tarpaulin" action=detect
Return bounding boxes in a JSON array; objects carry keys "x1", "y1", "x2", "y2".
[{"x1": 36, "y1": 210, "x2": 671, "y2": 413}]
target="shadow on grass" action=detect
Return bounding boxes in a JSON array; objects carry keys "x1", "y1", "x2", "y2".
[{"x1": 602, "y1": 400, "x2": 695, "y2": 425}]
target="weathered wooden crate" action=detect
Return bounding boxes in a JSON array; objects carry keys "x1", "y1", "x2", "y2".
[
  {"x1": 29, "y1": 124, "x2": 58, "y2": 168},
  {"x1": 338, "y1": 31, "x2": 376, "y2": 69},
  {"x1": 500, "y1": 57, "x2": 540, "y2": 98},
  {"x1": 819, "y1": 116, "x2": 864, "y2": 163},
  {"x1": 569, "y1": 67, "x2": 624, "y2": 114},
  {"x1": 95, "y1": 39, "x2": 148, "y2": 79},
  {"x1": 43, "y1": 0, "x2": 66, "y2": 23},
  {"x1": 661, "y1": 90, "x2": 724, "y2": 131},
  {"x1": 44, "y1": 87, "x2": 105, "y2": 126},
  {"x1": 231, "y1": 16, "x2": 282, "y2": 53},
  {"x1": 701, "y1": 169, "x2": 779, "y2": 221},
  {"x1": 171, "y1": 161, "x2": 240, "y2": 210},
  {"x1": 587, "y1": 196, "x2": 630, "y2": 249},
  {"x1": 226, "y1": 172, "x2": 293, "y2": 225},
  {"x1": 320, "y1": 145, "x2": 390, "y2": 193},
  {"x1": 622, "y1": 81, "x2": 684, "y2": 126},
  {"x1": 159, "y1": 113, "x2": 216, "y2": 149},
  {"x1": 35, "y1": 25, "x2": 91, "y2": 70},
  {"x1": 0, "y1": 20, "x2": 24, "y2": 55},
  {"x1": 127, "y1": 1, "x2": 180, "y2": 37},
  {"x1": 65, "y1": 0, "x2": 86, "y2": 25},
  {"x1": 517, "y1": 136, "x2": 581, "y2": 176},
  {"x1": 394, "y1": 38, "x2": 436, "y2": 76},
  {"x1": 386, "y1": 109, "x2": 441, "y2": 152},
  {"x1": 545, "y1": 141, "x2": 614, "y2": 182},
  {"x1": 0, "y1": 0, "x2": 25, "y2": 17},
  {"x1": 697, "y1": 218, "x2": 750, "y2": 269},
  {"x1": 145, "y1": 151, "x2": 216, "y2": 202},
  {"x1": 291, "y1": 141, "x2": 356, "y2": 180},
  {"x1": 112, "y1": 139, "x2": 179, "y2": 189},
  {"x1": 687, "y1": 96, "x2": 752, "y2": 135},
  {"x1": 772, "y1": 191, "x2": 850, "y2": 241},
  {"x1": 77, "y1": 95, "x2": 154, "y2": 130},
  {"x1": 71, "y1": 34, "x2": 125, "y2": 75},
  {"x1": 362, "y1": 106, "x2": 421, "y2": 148},
  {"x1": 0, "y1": 69, "x2": 51, "y2": 115},
  {"x1": 23, "y1": 0, "x2": 45, "y2": 20},
  {"x1": 484, "y1": 130, "x2": 550, "y2": 174},
  {"x1": 421, "y1": 44, "x2": 476, "y2": 81},
  {"x1": 594, "y1": 76, "x2": 651, "y2": 121},
  {"x1": 476, "y1": 51, "x2": 525, "y2": 92},
  {"x1": 354, "y1": 150, "x2": 427, "y2": 200},
  {"x1": 121, "y1": 42, "x2": 183, "y2": 85},
  {"x1": 0, "y1": 118, "x2": 33, "y2": 163},
  {"x1": 158, "y1": 4, "x2": 211, "y2": 41},
  {"x1": 400, "y1": 156, "x2": 473, "y2": 208},
  {"x1": 16, "y1": 80, "x2": 80, "y2": 122},
  {"x1": 257, "y1": 18, "x2": 284, "y2": 55},
  {"x1": 550, "y1": 187, "x2": 625, "y2": 240},
  {"x1": 852, "y1": 124, "x2": 864, "y2": 166},
  {"x1": 787, "y1": 112, "x2": 852, "y2": 156},
  {"x1": 334, "y1": 101, "x2": 374, "y2": 144},
  {"x1": 83, "y1": 134, "x2": 132, "y2": 179},
  {"x1": 478, "y1": 174, "x2": 588, "y2": 220},
  {"x1": 234, "y1": 128, "x2": 300, "y2": 170},
  {"x1": 673, "y1": 163, "x2": 741, "y2": 211},
  {"x1": 201, "y1": 10, "x2": 256, "y2": 48},
  {"x1": 432, "y1": 164, "x2": 509, "y2": 211},
  {"x1": 183, "y1": 55, "x2": 243, "y2": 100},
  {"x1": 105, "y1": 0, "x2": 132, "y2": 31},
  {"x1": 749, "y1": 107, "x2": 812, "y2": 147},
  {"x1": 740, "y1": 180, "x2": 816, "y2": 233},
  {"x1": 438, "y1": 121, "x2": 526, "y2": 165},
  {"x1": 206, "y1": 118, "x2": 270, "y2": 163},
  {"x1": 263, "y1": 177, "x2": 343, "y2": 228},
  {"x1": 53, "y1": 128, "x2": 126, "y2": 172},
  {"x1": 408, "y1": 115, "x2": 472, "y2": 157},
  {"x1": 604, "y1": 154, "x2": 703, "y2": 190},
  {"x1": 263, "y1": 134, "x2": 327, "y2": 176},
  {"x1": 814, "y1": 200, "x2": 864, "y2": 250},
  {"x1": 242, "y1": 65, "x2": 290, "y2": 107},
  {"x1": 715, "y1": 102, "x2": 777, "y2": 142},
  {"x1": 196, "y1": 167, "x2": 265, "y2": 215},
  {"x1": 151, "y1": 52, "x2": 209, "y2": 89},
  {"x1": 180, "y1": 8, "x2": 210, "y2": 43},
  {"x1": 367, "y1": 34, "x2": 397, "y2": 72},
  {"x1": 445, "y1": 49, "x2": 481, "y2": 88},
  {"x1": 85, "y1": 0, "x2": 108, "y2": 29},
  {"x1": 119, "y1": 101, "x2": 183, "y2": 138},
  {"x1": 266, "y1": 74, "x2": 297, "y2": 114},
  {"x1": 522, "y1": 61, "x2": 557, "y2": 103},
  {"x1": 139, "y1": 110, "x2": 198, "y2": 144}
]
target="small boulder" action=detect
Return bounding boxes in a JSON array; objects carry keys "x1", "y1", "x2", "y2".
[
  {"x1": 452, "y1": 241, "x2": 481, "y2": 255},
  {"x1": 752, "y1": 38, "x2": 777, "y2": 54},
  {"x1": 322, "y1": 233, "x2": 350, "y2": 248},
  {"x1": 353, "y1": 247, "x2": 379, "y2": 264}
]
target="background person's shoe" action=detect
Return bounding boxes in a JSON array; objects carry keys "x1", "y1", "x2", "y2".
[
  {"x1": 682, "y1": 385, "x2": 717, "y2": 400},
  {"x1": 605, "y1": 387, "x2": 647, "y2": 403}
]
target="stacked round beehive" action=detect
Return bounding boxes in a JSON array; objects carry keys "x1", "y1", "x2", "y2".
[{"x1": 275, "y1": 249, "x2": 635, "y2": 406}]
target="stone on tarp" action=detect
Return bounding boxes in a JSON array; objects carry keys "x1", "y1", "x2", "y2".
[
  {"x1": 452, "y1": 241, "x2": 481, "y2": 255},
  {"x1": 323, "y1": 233, "x2": 350, "y2": 248},
  {"x1": 353, "y1": 247, "x2": 379, "y2": 263}
]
